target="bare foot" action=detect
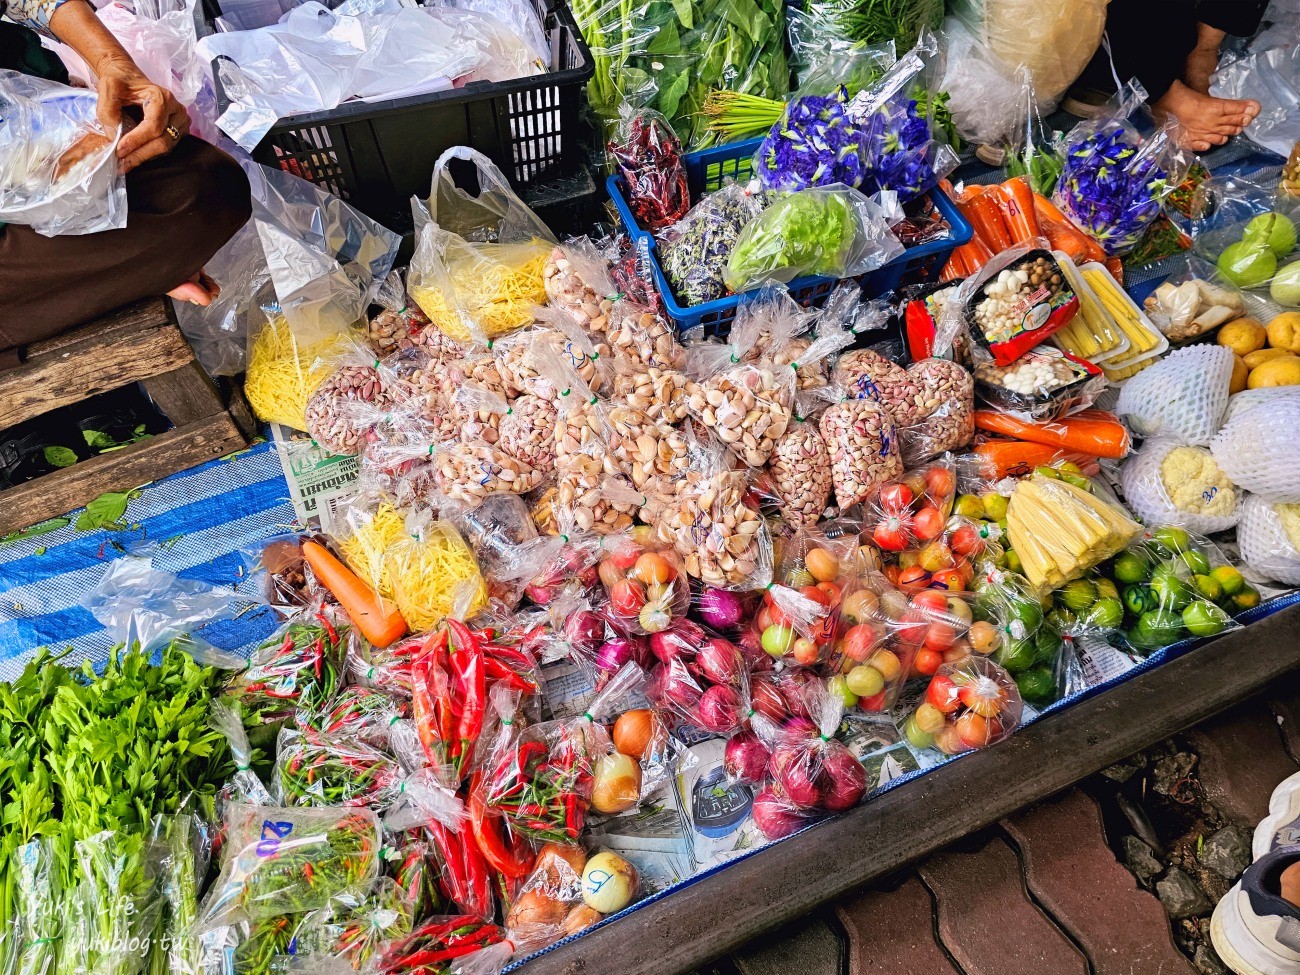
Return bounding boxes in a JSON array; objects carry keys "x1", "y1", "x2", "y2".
[
  {"x1": 167, "y1": 270, "x2": 220, "y2": 307},
  {"x1": 1183, "y1": 45, "x2": 1219, "y2": 95},
  {"x1": 1153, "y1": 80, "x2": 1261, "y2": 153}
]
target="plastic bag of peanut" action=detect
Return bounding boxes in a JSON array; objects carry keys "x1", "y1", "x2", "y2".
[
  {"x1": 832, "y1": 348, "x2": 924, "y2": 425},
  {"x1": 767, "y1": 415, "x2": 833, "y2": 527},
  {"x1": 819, "y1": 392, "x2": 903, "y2": 510},
  {"x1": 543, "y1": 237, "x2": 619, "y2": 336},
  {"x1": 499, "y1": 392, "x2": 559, "y2": 475},
  {"x1": 900, "y1": 358, "x2": 975, "y2": 465},
  {"x1": 368, "y1": 271, "x2": 468, "y2": 361}
]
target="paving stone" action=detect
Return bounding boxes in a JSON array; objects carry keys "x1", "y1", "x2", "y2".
[
  {"x1": 1157, "y1": 867, "x2": 1212, "y2": 919},
  {"x1": 1122, "y1": 834, "x2": 1164, "y2": 884},
  {"x1": 1270, "y1": 675, "x2": 1300, "y2": 764},
  {"x1": 1186, "y1": 703, "x2": 1299, "y2": 826},
  {"x1": 836, "y1": 874, "x2": 961, "y2": 975},
  {"x1": 1153, "y1": 752, "x2": 1199, "y2": 796},
  {"x1": 1002, "y1": 789, "x2": 1197, "y2": 975},
  {"x1": 918, "y1": 834, "x2": 1088, "y2": 975},
  {"x1": 1201, "y1": 826, "x2": 1253, "y2": 880},
  {"x1": 1194, "y1": 944, "x2": 1229, "y2": 975},
  {"x1": 731, "y1": 914, "x2": 840, "y2": 975}
]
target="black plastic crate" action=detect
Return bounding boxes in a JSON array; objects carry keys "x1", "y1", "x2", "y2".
[{"x1": 202, "y1": 0, "x2": 595, "y2": 226}]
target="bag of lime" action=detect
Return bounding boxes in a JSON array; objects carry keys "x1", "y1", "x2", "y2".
[{"x1": 1046, "y1": 525, "x2": 1251, "y2": 654}]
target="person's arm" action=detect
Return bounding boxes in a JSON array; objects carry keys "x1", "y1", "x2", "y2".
[{"x1": 48, "y1": 0, "x2": 191, "y2": 173}]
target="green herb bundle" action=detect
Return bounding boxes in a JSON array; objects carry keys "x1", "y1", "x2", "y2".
[{"x1": 0, "y1": 644, "x2": 231, "y2": 975}]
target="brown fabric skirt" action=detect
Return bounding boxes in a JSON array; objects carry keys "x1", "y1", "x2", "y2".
[{"x1": 0, "y1": 136, "x2": 252, "y2": 368}]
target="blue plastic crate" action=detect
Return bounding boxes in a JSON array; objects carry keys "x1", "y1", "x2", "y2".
[{"x1": 607, "y1": 137, "x2": 973, "y2": 337}]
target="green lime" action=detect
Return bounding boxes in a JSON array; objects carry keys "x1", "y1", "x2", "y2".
[
  {"x1": 1016, "y1": 666, "x2": 1057, "y2": 706},
  {"x1": 1193, "y1": 574, "x2": 1224, "y2": 602},
  {"x1": 1095, "y1": 577, "x2": 1120, "y2": 601},
  {"x1": 1112, "y1": 551, "x2": 1151, "y2": 585},
  {"x1": 1133, "y1": 609, "x2": 1185, "y2": 648},
  {"x1": 1211, "y1": 565, "x2": 1246, "y2": 596},
  {"x1": 1151, "y1": 526, "x2": 1192, "y2": 555},
  {"x1": 982, "y1": 493, "x2": 1009, "y2": 521},
  {"x1": 828, "y1": 675, "x2": 859, "y2": 709},
  {"x1": 1183, "y1": 600, "x2": 1231, "y2": 638},
  {"x1": 1150, "y1": 565, "x2": 1191, "y2": 610},
  {"x1": 995, "y1": 638, "x2": 1036, "y2": 674},
  {"x1": 954, "y1": 494, "x2": 984, "y2": 519},
  {"x1": 1084, "y1": 597, "x2": 1125, "y2": 629},
  {"x1": 1047, "y1": 607, "x2": 1079, "y2": 633},
  {"x1": 1005, "y1": 596, "x2": 1043, "y2": 634},
  {"x1": 1124, "y1": 585, "x2": 1157, "y2": 616},
  {"x1": 1034, "y1": 628, "x2": 1062, "y2": 665},
  {"x1": 1181, "y1": 549, "x2": 1212, "y2": 576},
  {"x1": 1004, "y1": 550, "x2": 1023, "y2": 574},
  {"x1": 1232, "y1": 585, "x2": 1262, "y2": 611},
  {"x1": 1058, "y1": 579, "x2": 1097, "y2": 613}
]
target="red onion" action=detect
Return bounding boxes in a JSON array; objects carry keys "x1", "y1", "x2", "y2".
[
  {"x1": 654, "y1": 660, "x2": 702, "y2": 710},
  {"x1": 696, "y1": 638, "x2": 741, "y2": 686},
  {"x1": 751, "y1": 678, "x2": 787, "y2": 723},
  {"x1": 563, "y1": 610, "x2": 605, "y2": 656},
  {"x1": 596, "y1": 636, "x2": 644, "y2": 672},
  {"x1": 819, "y1": 746, "x2": 868, "y2": 813},
  {"x1": 524, "y1": 583, "x2": 554, "y2": 606},
  {"x1": 778, "y1": 671, "x2": 817, "y2": 720},
  {"x1": 776, "y1": 754, "x2": 821, "y2": 810},
  {"x1": 696, "y1": 587, "x2": 745, "y2": 630},
  {"x1": 697, "y1": 684, "x2": 741, "y2": 733},
  {"x1": 724, "y1": 731, "x2": 770, "y2": 784},
  {"x1": 649, "y1": 620, "x2": 704, "y2": 664},
  {"x1": 752, "y1": 787, "x2": 808, "y2": 840}
]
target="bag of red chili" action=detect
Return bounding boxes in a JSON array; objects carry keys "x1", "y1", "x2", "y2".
[
  {"x1": 962, "y1": 243, "x2": 1080, "y2": 366},
  {"x1": 608, "y1": 107, "x2": 691, "y2": 233}
]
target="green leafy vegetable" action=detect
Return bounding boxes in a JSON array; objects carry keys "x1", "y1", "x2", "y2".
[
  {"x1": 75, "y1": 490, "x2": 141, "y2": 532},
  {"x1": 1, "y1": 518, "x2": 69, "y2": 545},
  {"x1": 43, "y1": 446, "x2": 78, "y2": 469},
  {"x1": 725, "y1": 189, "x2": 857, "y2": 291}
]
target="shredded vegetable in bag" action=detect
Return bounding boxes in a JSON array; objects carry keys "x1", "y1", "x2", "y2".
[
  {"x1": 409, "y1": 147, "x2": 557, "y2": 343},
  {"x1": 382, "y1": 516, "x2": 489, "y2": 633},
  {"x1": 245, "y1": 308, "x2": 356, "y2": 430}
]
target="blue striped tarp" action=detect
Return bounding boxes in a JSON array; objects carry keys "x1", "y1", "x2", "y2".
[{"x1": 0, "y1": 441, "x2": 296, "y2": 680}]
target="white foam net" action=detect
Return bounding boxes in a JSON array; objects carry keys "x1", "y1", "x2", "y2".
[
  {"x1": 1114, "y1": 344, "x2": 1233, "y2": 446},
  {"x1": 1238, "y1": 493, "x2": 1300, "y2": 587},
  {"x1": 1211, "y1": 388, "x2": 1300, "y2": 503}
]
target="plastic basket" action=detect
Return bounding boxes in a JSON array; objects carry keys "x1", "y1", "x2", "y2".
[
  {"x1": 606, "y1": 137, "x2": 972, "y2": 336},
  {"x1": 203, "y1": 0, "x2": 595, "y2": 231}
]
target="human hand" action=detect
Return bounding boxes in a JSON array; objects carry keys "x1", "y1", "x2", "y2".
[{"x1": 95, "y1": 58, "x2": 190, "y2": 174}]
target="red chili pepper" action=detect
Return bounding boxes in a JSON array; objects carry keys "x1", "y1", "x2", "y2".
[
  {"x1": 446, "y1": 620, "x2": 486, "y2": 779},
  {"x1": 468, "y1": 771, "x2": 535, "y2": 879},
  {"x1": 410, "y1": 654, "x2": 442, "y2": 766},
  {"x1": 482, "y1": 657, "x2": 536, "y2": 694}
]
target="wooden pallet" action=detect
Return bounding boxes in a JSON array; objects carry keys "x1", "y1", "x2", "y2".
[{"x1": 0, "y1": 299, "x2": 255, "y2": 534}]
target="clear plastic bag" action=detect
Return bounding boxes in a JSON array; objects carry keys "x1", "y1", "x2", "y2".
[
  {"x1": 409, "y1": 147, "x2": 557, "y2": 344},
  {"x1": 0, "y1": 70, "x2": 125, "y2": 237},
  {"x1": 285, "y1": 878, "x2": 416, "y2": 972},
  {"x1": 1121, "y1": 438, "x2": 1243, "y2": 535},
  {"x1": 4, "y1": 839, "x2": 60, "y2": 975},
  {"x1": 752, "y1": 86, "x2": 868, "y2": 193},
  {"x1": 843, "y1": 34, "x2": 959, "y2": 204},
  {"x1": 211, "y1": 699, "x2": 277, "y2": 806},
  {"x1": 647, "y1": 627, "x2": 748, "y2": 735},
  {"x1": 900, "y1": 358, "x2": 976, "y2": 463},
  {"x1": 907, "y1": 654, "x2": 1022, "y2": 754},
  {"x1": 543, "y1": 237, "x2": 620, "y2": 336},
  {"x1": 657, "y1": 181, "x2": 769, "y2": 307},
  {"x1": 366, "y1": 270, "x2": 457, "y2": 358},
  {"x1": 152, "y1": 813, "x2": 215, "y2": 975},
  {"x1": 1211, "y1": 43, "x2": 1300, "y2": 159},
  {"x1": 375, "y1": 916, "x2": 510, "y2": 975},
  {"x1": 1211, "y1": 387, "x2": 1300, "y2": 503},
  {"x1": 381, "y1": 517, "x2": 488, "y2": 632},
  {"x1": 724, "y1": 185, "x2": 904, "y2": 293},
  {"x1": 608, "y1": 107, "x2": 691, "y2": 232},
  {"x1": 1141, "y1": 256, "x2": 1246, "y2": 343},
  {"x1": 1238, "y1": 494, "x2": 1300, "y2": 587},
  {"x1": 1189, "y1": 171, "x2": 1300, "y2": 300},
  {"x1": 197, "y1": 804, "x2": 381, "y2": 931},
  {"x1": 819, "y1": 390, "x2": 904, "y2": 510},
  {"x1": 1052, "y1": 81, "x2": 1193, "y2": 257},
  {"x1": 972, "y1": 347, "x2": 1103, "y2": 424},
  {"x1": 305, "y1": 339, "x2": 398, "y2": 456}
]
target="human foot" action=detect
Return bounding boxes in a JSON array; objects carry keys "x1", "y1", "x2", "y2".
[
  {"x1": 167, "y1": 270, "x2": 220, "y2": 307},
  {"x1": 1154, "y1": 80, "x2": 1261, "y2": 153},
  {"x1": 1184, "y1": 45, "x2": 1219, "y2": 95}
]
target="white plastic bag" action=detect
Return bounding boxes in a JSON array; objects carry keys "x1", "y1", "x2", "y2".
[
  {"x1": 1211, "y1": 387, "x2": 1300, "y2": 503},
  {"x1": 0, "y1": 70, "x2": 125, "y2": 237},
  {"x1": 1211, "y1": 39, "x2": 1300, "y2": 158},
  {"x1": 1114, "y1": 344, "x2": 1235, "y2": 447}
]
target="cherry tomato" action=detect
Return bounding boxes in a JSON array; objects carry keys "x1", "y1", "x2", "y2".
[
  {"x1": 757, "y1": 605, "x2": 774, "y2": 632},
  {"x1": 610, "y1": 579, "x2": 646, "y2": 616},
  {"x1": 895, "y1": 610, "x2": 929, "y2": 646},
  {"x1": 816, "y1": 581, "x2": 842, "y2": 607},
  {"x1": 924, "y1": 621, "x2": 957, "y2": 652},
  {"x1": 925, "y1": 466, "x2": 956, "y2": 502},
  {"x1": 840, "y1": 589, "x2": 877, "y2": 624},
  {"x1": 612, "y1": 545, "x2": 642, "y2": 571},
  {"x1": 873, "y1": 514, "x2": 914, "y2": 552},
  {"x1": 792, "y1": 638, "x2": 820, "y2": 667},
  {"x1": 948, "y1": 523, "x2": 983, "y2": 558},
  {"x1": 929, "y1": 568, "x2": 965, "y2": 592},
  {"x1": 956, "y1": 711, "x2": 992, "y2": 748},
  {"x1": 926, "y1": 674, "x2": 961, "y2": 713},
  {"x1": 934, "y1": 722, "x2": 966, "y2": 755},
  {"x1": 912, "y1": 506, "x2": 945, "y2": 541},
  {"x1": 868, "y1": 649, "x2": 902, "y2": 682},
  {"x1": 598, "y1": 558, "x2": 626, "y2": 590},
  {"x1": 879, "y1": 483, "x2": 914, "y2": 515},
  {"x1": 914, "y1": 648, "x2": 943, "y2": 677},
  {"x1": 959, "y1": 683, "x2": 1003, "y2": 718},
  {"x1": 799, "y1": 585, "x2": 832, "y2": 607},
  {"x1": 858, "y1": 691, "x2": 887, "y2": 713},
  {"x1": 882, "y1": 565, "x2": 902, "y2": 586},
  {"x1": 898, "y1": 566, "x2": 930, "y2": 593},
  {"x1": 841, "y1": 623, "x2": 881, "y2": 662},
  {"x1": 942, "y1": 643, "x2": 970, "y2": 665}
]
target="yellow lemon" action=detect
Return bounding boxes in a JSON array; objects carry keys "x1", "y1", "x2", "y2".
[
  {"x1": 1267, "y1": 311, "x2": 1300, "y2": 352},
  {"x1": 1247, "y1": 355, "x2": 1300, "y2": 388},
  {"x1": 1244, "y1": 347, "x2": 1293, "y2": 369},
  {"x1": 1218, "y1": 317, "x2": 1268, "y2": 356},
  {"x1": 1230, "y1": 354, "x2": 1250, "y2": 394}
]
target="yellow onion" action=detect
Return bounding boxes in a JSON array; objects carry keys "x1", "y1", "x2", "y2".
[
  {"x1": 590, "y1": 751, "x2": 642, "y2": 814},
  {"x1": 581, "y1": 851, "x2": 638, "y2": 914}
]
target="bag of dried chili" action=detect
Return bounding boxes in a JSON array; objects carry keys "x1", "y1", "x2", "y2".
[{"x1": 608, "y1": 108, "x2": 691, "y2": 233}]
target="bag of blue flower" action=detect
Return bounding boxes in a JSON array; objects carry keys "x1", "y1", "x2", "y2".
[
  {"x1": 844, "y1": 33, "x2": 960, "y2": 204},
  {"x1": 752, "y1": 87, "x2": 868, "y2": 192},
  {"x1": 1052, "y1": 80, "x2": 1194, "y2": 258}
]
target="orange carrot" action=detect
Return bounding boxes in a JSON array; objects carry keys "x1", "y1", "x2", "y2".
[
  {"x1": 994, "y1": 177, "x2": 1041, "y2": 243},
  {"x1": 972, "y1": 409, "x2": 1131, "y2": 459},
  {"x1": 1032, "y1": 193, "x2": 1107, "y2": 265},
  {"x1": 962, "y1": 191, "x2": 1013, "y2": 253},
  {"x1": 1104, "y1": 257, "x2": 1125, "y2": 286},
  {"x1": 302, "y1": 539, "x2": 408, "y2": 647},
  {"x1": 953, "y1": 236, "x2": 995, "y2": 276},
  {"x1": 973, "y1": 439, "x2": 1101, "y2": 479},
  {"x1": 941, "y1": 245, "x2": 971, "y2": 281}
]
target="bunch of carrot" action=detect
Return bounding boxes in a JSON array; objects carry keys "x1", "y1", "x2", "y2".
[
  {"x1": 971, "y1": 409, "x2": 1132, "y2": 479},
  {"x1": 940, "y1": 177, "x2": 1122, "y2": 283}
]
